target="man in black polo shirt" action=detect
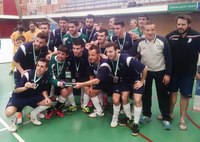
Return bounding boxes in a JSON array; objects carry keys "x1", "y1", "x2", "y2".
[{"x1": 166, "y1": 14, "x2": 200, "y2": 130}]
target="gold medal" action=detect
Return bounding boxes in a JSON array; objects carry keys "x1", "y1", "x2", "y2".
[{"x1": 113, "y1": 76, "x2": 118, "y2": 83}]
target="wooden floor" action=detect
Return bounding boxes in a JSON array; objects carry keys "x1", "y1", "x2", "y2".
[{"x1": 0, "y1": 63, "x2": 200, "y2": 142}]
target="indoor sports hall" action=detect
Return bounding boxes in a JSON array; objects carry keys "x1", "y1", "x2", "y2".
[{"x1": 0, "y1": 0, "x2": 200, "y2": 142}]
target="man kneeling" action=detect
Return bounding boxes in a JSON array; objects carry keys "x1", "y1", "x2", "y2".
[{"x1": 5, "y1": 58, "x2": 52, "y2": 132}]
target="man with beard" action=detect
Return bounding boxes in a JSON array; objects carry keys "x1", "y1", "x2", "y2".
[
  {"x1": 63, "y1": 20, "x2": 88, "y2": 49},
  {"x1": 51, "y1": 16, "x2": 68, "y2": 48},
  {"x1": 80, "y1": 14, "x2": 98, "y2": 43},
  {"x1": 25, "y1": 21, "x2": 41, "y2": 42},
  {"x1": 166, "y1": 14, "x2": 200, "y2": 130},
  {"x1": 40, "y1": 22, "x2": 56, "y2": 52},
  {"x1": 110, "y1": 21, "x2": 133, "y2": 51}
]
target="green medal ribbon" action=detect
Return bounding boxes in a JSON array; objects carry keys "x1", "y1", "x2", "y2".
[
  {"x1": 86, "y1": 28, "x2": 94, "y2": 42},
  {"x1": 56, "y1": 56, "x2": 65, "y2": 78},
  {"x1": 47, "y1": 33, "x2": 50, "y2": 48},
  {"x1": 74, "y1": 56, "x2": 81, "y2": 72},
  {"x1": 30, "y1": 30, "x2": 35, "y2": 40},
  {"x1": 60, "y1": 30, "x2": 64, "y2": 44},
  {"x1": 98, "y1": 44, "x2": 106, "y2": 54},
  {"x1": 34, "y1": 70, "x2": 43, "y2": 83},
  {"x1": 117, "y1": 32, "x2": 126, "y2": 50},
  {"x1": 33, "y1": 43, "x2": 42, "y2": 65},
  {"x1": 112, "y1": 54, "x2": 120, "y2": 77}
]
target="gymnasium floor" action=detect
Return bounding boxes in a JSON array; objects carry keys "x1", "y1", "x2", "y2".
[{"x1": 0, "y1": 63, "x2": 199, "y2": 142}]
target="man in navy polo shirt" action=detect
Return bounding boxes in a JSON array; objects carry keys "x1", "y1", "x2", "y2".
[
  {"x1": 5, "y1": 58, "x2": 52, "y2": 133},
  {"x1": 166, "y1": 14, "x2": 200, "y2": 130},
  {"x1": 109, "y1": 21, "x2": 133, "y2": 51},
  {"x1": 106, "y1": 42, "x2": 147, "y2": 136},
  {"x1": 74, "y1": 45, "x2": 113, "y2": 118}
]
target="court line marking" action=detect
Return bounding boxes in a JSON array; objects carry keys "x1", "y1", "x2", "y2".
[
  {"x1": 105, "y1": 107, "x2": 153, "y2": 142},
  {"x1": 0, "y1": 128, "x2": 7, "y2": 132},
  {"x1": 0, "y1": 117, "x2": 25, "y2": 142}
]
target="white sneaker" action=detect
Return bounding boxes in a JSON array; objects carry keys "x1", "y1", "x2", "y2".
[
  {"x1": 9, "y1": 119, "x2": 17, "y2": 133},
  {"x1": 38, "y1": 112, "x2": 45, "y2": 119},
  {"x1": 65, "y1": 100, "x2": 71, "y2": 107},
  {"x1": 89, "y1": 110, "x2": 104, "y2": 118},
  {"x1": 28, "y1": 114, "x2": 42, "y2": 126},
  {"x1": 110, "y1": 117, "x2": 118, "y2": 128},
  {"x1": 17, "y1": 113, "x2": 23, "y2": 124}
]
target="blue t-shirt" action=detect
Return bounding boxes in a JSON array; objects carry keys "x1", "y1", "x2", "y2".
[
  {"x1": 80, "y1": 27, "x2": 97, "y2": 42},
  {"x1": 48, "y1": 34, "x2": 56, "y2": 52},
  {"x1": 109, "y1": 32, "x2": 133, "y2": 51},
  {"x1": 13, "y1": 70, "x2": 49, "y2": 97},
  {"x1": 112, "y1": 53, "x2": 145, "y2": 81},
  {"x1": 14, "y1": 41, "x2": 48, "y2": 70},
  {"x1": 51, "y1": 28, "x2": 66, "y2": 48}
]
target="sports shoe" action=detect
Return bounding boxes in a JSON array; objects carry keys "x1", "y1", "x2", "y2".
[
  {"x1": 89, "y1": 110, "x2": 104, "y2": 118},
  {"x1": 132, "y1": 123, "x2": 139, "y2": 136},
  {"x1": 65, "y1": 100, "x2": 71, "y2": 107},
  {"x1": 110, "y1": 117, "x2": 118, "y2": 128},
  {"x1": 88, "y1": 99, "x2": 93, "y2": 107},
  {"x1": 119, "y1": 117, "x2": 133, "y2": 126},
  {"x1": 163, "y1": 120, "x2": 171, "y2": 130},
  {"x1": 38, "y1": 112, "x2": 45, "y2": 119},
  {"x1": 82, "y1": 106, "x2": 91, "y2": 116},
  {"x1": 9, "y1": 70, "x2": 13, "y2": 75},
  {"x1": 66, "y1": 105, "x2": 77, "y2": 114},
  {"x1": 17, "y1": 112, "x2": 23, "y2": 124},
  {"x1": 54, "y1": 109, "x2": 64, "y2": 117},
  {"x1": 139, "y1": 116, "x2": 152, "y2": 124},
  {"x1": 119, "y1": 108, "x2": 125, "y2": 114},
  {"x1": 45, "y1": 110, "x2": 54, "y2": 119},
  {"x1": 28, "y1": 114, "x2": 42, "y2": 126},
  {"x1": 103, "y1": 96, "x2": 108, "y2": 105},
  {"x1": 9, "y1": 119, "x2": 17, "y2": 133}
]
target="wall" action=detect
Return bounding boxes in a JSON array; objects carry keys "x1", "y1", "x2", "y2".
[
  {"x1": 0, "y1": 20, "x2": 18, "y2": 38},
  {"x1": 3, "y1": 0, "x2": 18, "y2": 15}
]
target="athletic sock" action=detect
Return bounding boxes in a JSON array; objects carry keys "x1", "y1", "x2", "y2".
[
  {"x1": 80, "y1": 87, "x2": 84, "y2": 105},
  {"x1": 31, "y1": 106, "x2": 49, "y2": 117},
  {"x1": 91, "y1": 96, "x2": 102, "y2": 112},
  {"x1": 83, "y1": 93, "x2": 90, "y2": 108},
  {"x1": 113, "y1": 104, "x2": 121, "y2": 118},
  {"x1": 5, "y1": 113, "x2": 17, "y2": 122},
  {"x1": 98, "y1": 92, "x2": 103, "y2": 106},
  {"x1": 134, "y1": 106, "x2": 142, "y2": 124},
  {"x1": 55, "y1": 96, "x2": 67, "y2": 110},
  {"x1": 123, "y1": 103, "x2": 132, "y2": 120},
  {"x1": 68, "y1": 93, "x2": 76, "y2": 107}
]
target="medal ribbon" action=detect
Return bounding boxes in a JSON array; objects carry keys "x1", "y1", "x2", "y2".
[
  {"x1": 34, "y1": 70, "x2": 43, "y2": 83},
  {"x1": 33, "y1": 43, "x2": 42, "y2": 65},
  {"x1": 112, "y1": 54, "x2": 120, "y2": 77},
  {"x1": 56, "y1": 56, "x2": 65, "y2": 77},
  {"x1": 30, "y1": 30, "x2": 35, "y2": 40},
  {"x1": 86, "y1": 28, "x2": 94, "y2": 42},
  {"x1": 117, "y1": 32, "x2": 126, "y2": 50},
  {"x1": 74, "y1": 56, "x2": 81, "y2": 72}
]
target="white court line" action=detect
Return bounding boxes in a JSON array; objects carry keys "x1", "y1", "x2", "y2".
[
  {"x1": 0, "y1": 128, "x2": 7, "y2": 132},
  {"x1": 0, "y1": 117, "x2": 25, "y2": 142}
]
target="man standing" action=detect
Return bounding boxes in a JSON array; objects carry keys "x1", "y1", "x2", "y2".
[
  {"x1": 5, "y1": 58, "x2": 52, "y2": 132},
  {"x1": 63, "y1": 20, "x2": 88, "y2": 49},
  {"x1": 106, "y1": 42, "x2": 147, "y2": 136},
  {"x1": 129, "y1": 21, "x2": 172, "y2": 130},
  {"x1": 108, "y1": 17, "x2": 119, "y2": 40},
  {"x1": 25, "y1": 21, "x2": 41, "y2": 42},
  {"x1": 80, "y1": 14, "x2": 98, "y2": 43},
  {"x1": 74, "y1": 46, "x2": 113, "y2": 117},
  {"x1": 9, "y1": 27, "x2": 26, "y2": 75},
  {"x1": 110, "y1": 21, "x2": 133, "y2": 51},
  {"x1": 13, "y1": 21, "x2": 27, "y2": 32},
  {"x1": 166, "y1": 14, "x2": 200, "y2": 130},
  {"x1": 51, "y1": 16, "x2": 69, "y2": 48}
]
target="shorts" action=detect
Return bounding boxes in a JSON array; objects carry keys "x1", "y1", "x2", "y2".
[
  {"x1": 113, "y1": 79, "x2": 144, "y2": 95},
  {"x1": 6, "y1": 94, "x2": 45, "y2": 112},
  {"x1": 14, "y1": 71, "x2": 21, "y2": 84},
  {"x1": 168, "y1": 74, "x2": 194, "y2": 98},
  {"x1": 93, "y1": 83, "x2": 113, "y2": 93}
]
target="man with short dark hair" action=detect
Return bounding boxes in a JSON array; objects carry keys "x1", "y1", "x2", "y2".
[
  {"x1": 110, "y1": 21, "x2": 133, "y2": 51},
  {"x1": 108, "y1": 17, "x2": 119, "y2": 40},
  {"x1": 25, "y1": 21, "x2": 41, "y2": 42},
  {"x1": 5, "y1": 58, "x2": 52, "y2": 133},
  {"x1": 166, "y1": 14, "x2": 200, "y2": 130},
  {"x1": 80, "y1": 14, "x2": 98, "y2": 43},
  {"x1": 51, "y1": 16, "x2": 69, "y2": 48},
  {"x1": 63, "y1": 20, "x2": 88, "y2": 49},
  {"x1": 13, "y1": 21, "x2": 27, "y2": 32}
]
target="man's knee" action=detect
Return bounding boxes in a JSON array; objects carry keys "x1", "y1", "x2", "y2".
[{"x1": 5, "y1": 107, "x2": 17, "y2": 117}]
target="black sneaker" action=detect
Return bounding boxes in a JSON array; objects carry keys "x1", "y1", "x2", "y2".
[
  {"x1": 9, "y1": 70, "x2": 13, "y2": 75},
  {"x1": 132, "y1": 123, "x2": 139, "y2": 136},
  {"x1": 119, "y1": 117, "x2": 133, "y2": 126}
]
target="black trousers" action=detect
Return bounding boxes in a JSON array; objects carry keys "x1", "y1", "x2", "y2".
[{"x1": 142, "y1": 70, "x2": 171, "y2": 121}]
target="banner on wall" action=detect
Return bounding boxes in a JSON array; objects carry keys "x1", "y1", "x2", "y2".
[
  {"x1": 47, "y1": 0, "x2": 58, "y2": 4},
  {"x1": 168, "y1": 3, "x2": 197, "y2": 11},
  {"x1": 197, "y1": 2, "x2": 200, "y2": 9},
  {"x1": 29, "y1": 0, "x2": 47, "y2": 6}
]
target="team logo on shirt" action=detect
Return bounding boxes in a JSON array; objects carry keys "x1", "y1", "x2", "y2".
[
  {"x1": 172, "y1": 38, "x2": 178, "y2": 40},
  {"x1": 188, "y1": 38, "x2": 192, "y2": 43}
]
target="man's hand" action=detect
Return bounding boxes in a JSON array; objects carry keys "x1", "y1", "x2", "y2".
[
  {"x1": 196, "y1": 73, "x2": 200, "y2": 80},
  {"x1": 162, "y1": 75, "x2": 170, "y2": 85},
  {"x1": 25, "y1": 82, "x2": 32, "y2": 89},
  {"x1": 133, "y1": 80, "x2": 144, "y2": 90},
  {"x1": 100, "y1": 54, "x2": 108, "y2": 59},
  {"x1": 74, "y1": 82, "x2": 83, "y2": 89},
  {"x1": 46, "y1": 54, "x2": 52, "y2": 61},
  {"x1": 129, "y1": 32, "x2": 140, "y2": 40},
  {"x1": 85, "y1": 43, "x2": 92, "y2": 50},
  {"x1": 59, "y1": 82, "x2": 65, "y2": 88},
  {"x1": 44, "y1": 97, "x2": 51, "y2": 105},
  {"x1": 21, "y1": 69, "x2": 31, "y2": 77}
]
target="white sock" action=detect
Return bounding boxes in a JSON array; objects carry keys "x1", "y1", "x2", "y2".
[
  {"x1": 83, "y1": 93, "x2": 90, "y2": 108},
  {"x1": 113, "y1": 104, "x2": 121, "y2": 118},
  {"x1": 91, "y1": 96, "x2": 102, "y2": 112},
  {"x1": 68, "y1": 93, "x2": 76, "y2": 107},
  {"x1": 134, "y1": 106, "x2": 142, "y2": 124},
  {"x1": 30, "y1": 106, "x2": 49, "y2": 117},
  {"x1": 58, "y1": 95, "x2": 67, "y2": 103},
  {"x1": 80, "y1": 87, "x2": 84, "y2": 105},
  {"x1": 98, "y1": 92, "x2": 103, "y2": 105},
  {"x1": 123, "y1": 103, "x2": 132, "y2": 120},
  {"x1": 5, "y1": 113, "x2": 17, "y2": 122},
  {"x1": 49, "y1": 85, "x2": 55, "y2": 97}
]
